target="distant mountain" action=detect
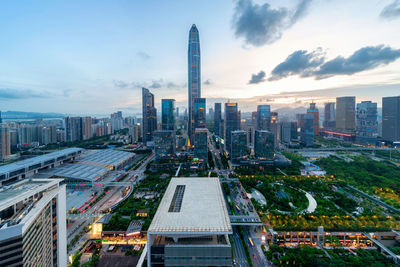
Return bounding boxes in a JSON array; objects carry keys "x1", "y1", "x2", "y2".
[{"x1": 1, "y1": 111, "x2": 65, "y2": 119}]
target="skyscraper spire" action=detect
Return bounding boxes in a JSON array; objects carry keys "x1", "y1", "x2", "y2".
[{"x1": 188, "y1": 24, "x2": 201, "y2": 144}]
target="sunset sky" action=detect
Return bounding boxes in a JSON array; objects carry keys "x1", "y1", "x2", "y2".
[{"x1": 1, "y1": 0, "x2": 400, "y2": 116}]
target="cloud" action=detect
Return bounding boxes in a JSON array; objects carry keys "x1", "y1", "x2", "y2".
[
  {"x1": 269, "y1": 48, "x2": 325, "y2": 81},
  {"x1": 0, "y1": 88, "x2": 48, "y2": 99},
  {"x1": 380, "y1": 0, "x2": 400, "y2": 20},
  {"x1": 249, "y1": 70, "x2": 266, "y2": 84},
  {"x1": 268, "y1": 45, "x2": 400, "y2": 80},
  {"x1": 203, "y1": 79, "x2": 213, "y2": 85},
  {"x1": 137, "y1": 51, "x2": 151, "y2": 60},
  {"x1": 232, "y1": 0, "x2": 312, "y2": 46},
  {"x1": 113, "y1": 79, "x2": 186, "y2": 90}
]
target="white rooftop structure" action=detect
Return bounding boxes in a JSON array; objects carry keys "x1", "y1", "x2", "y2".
[{"x1": 149, "y1": 178, "x2": 232, "y2": 234}]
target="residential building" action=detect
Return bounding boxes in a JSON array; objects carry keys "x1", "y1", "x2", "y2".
[
  {"x1": 0, "y1": 126, "x2": 11, "y2": 160},
  {"x1": 0, "y1": 179, "x2": 67, "y2": 267},
  {"x1": 65, "y1": 117, "x2": 83, "y2": 142}
]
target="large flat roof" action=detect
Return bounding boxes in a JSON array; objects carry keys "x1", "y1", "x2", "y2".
[
  {"x1": 148, "y1": 178, "x2": 232, "y2": 234},
  {"x1": 0, "y1": 147, "x2": 83, "y2": 175}
]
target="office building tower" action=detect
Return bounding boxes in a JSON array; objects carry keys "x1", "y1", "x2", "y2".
[
  {"x1": 307, "y1": 103, "x2": 319, "y2": 135},
  {"x1": 194, "y1": 98, "x2": 206, "y2": 129},
  {"x1": 208, "y1": 107, "x2": 214, "y2": 121},
  {"x1": 290, "y1": 121, "x2": 298, "y2": 141},
  {"x1": 299, "y1": 113, "x2": 314, "y2": 147},
  {"x1": 254, "y1": 130, "x2": 275, "y2": 160},
  {"x1": 176, "y1": 107, "x2": 180, "y2": 119},
  {"x1": 257, "y1": 105, "x2": 271, "y2": 130},
  {"x1": 270, "y1": 112, "x2": 279, "y2": 147},
  {"x1": 230, "y1": 130, "x2": 248, "y2": 162},
  {"x1": 336, "y1": 96, "x2": 356, "y2": 131},
  {"x1": 162, "y1": 99, "x2": 176, "y2": 131},
  {"x1": 323, "y1": 102, "x2": 336, "y2": 129},
  {"x1": 154, "y1": 130, "x2": 176, "y2": 159},
  {"x1": 224, "y1": 103, "x2": 240, "y2": 155},
  {"x1": 0, "y1": 126, "x2": 11, "y2": 160},
  {"x1": 382, "y1": 96, "x2": 400, "y2": 142},
  {"x1": 279, "y1": 122, "x2": 291, "y2": 144},
  {"x1": 214, "y1": 103, "x2": 222, "y2": 137},
  {"x1": 188, "y1": 24, "x2": 201, "y2": 143},
  {"x1": 243, "y1": 124, "x2": 255, "y2": 147},
  {"x1": 147, "y1": 178, "x2": 232, "y2": 267},
  {"x1": 0, "y1": 179, "x2": 67, "y2": 267},
  {"x1": 356, "y1": 101, "x2": 378, "y2": 141},
  {"x1": 82, "y1": 116, "x2": 93, "y2": 140},
  {"x1": 142, "y1": 88, "x2": 157, "y2": 144},
  {"x1": 194, "y1": 128, "x2": 208, "y2": 163},
  {"x1": 65, "y1": 117, "x2": 83, "y2": 142}
]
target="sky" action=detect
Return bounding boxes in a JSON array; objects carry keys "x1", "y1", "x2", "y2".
[{"x1": 1, "y1": 0, "x2": 400, "y2": 116}]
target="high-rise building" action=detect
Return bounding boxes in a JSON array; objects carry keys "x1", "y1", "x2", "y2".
[
  {"x1": 254, "y1": 130, "x2": 275, "y2": 160},
  {"x1": 82, "y1": 116, "x2": 93, "y2": 140},
  {"x1": 224, "y1": 103, "x2": 240, "y2": 155},
  {"x1": 129, "y1": 124, "x2": 140, "y2": 143},
  {"x1": 154, "y1": 130, "x2": 176, "y2": 159},
  {"x1": 257, "y1": 105, "x2": 271, "y2": 130},
  {"x1": 279, "y1": 122, "x2": 291, "y2": 144},
  {"x1": 382, "y1": 96, "x2": 400, "y2": 142},
  {"x1": 299, "y1": 113, "x2": 314, "y2": 147},
  {"x1": 336, "y1": 96, "x2": 356, "y2": 131},
  {"x1": 230, "y1": 130, "x2": 248, "y2": 162},
  {"x1": 290, "y1": 121, "x2": 298, "y2": 141},
  {"x1": 194, "y1": 128, "x2": 208, "y2": 163},
  {"x1": 214, "y1": 103, "x2": 222, "y2": 137},
  {"x1": 323, "y1": 102, "x2": 336, "y2": 129},
  {"x1": 194, "y1": 98, "x2": 206, "y2": 130},
  {"x1": 270, "y1": 112, "x2": 279, "y2": 147},
  {"x1": 0, "y1": 179, "x2": 67, "y2": 267},
  {"x1": 188, "y1": 24, "x2": 201, "y2": 143},
  {"x1": 162, "y1": 99, "x2": 176, "y2": 131},
  {"x1": 307, "y1": 103, "x2": 319, "y2": 135},
  {"x1": 0, "y1": 126, "x2": 11, "y2": 160},
  {"x1": 65, "y1": 117, "x2": 83, "y2": 142},
  {"x1": 110, "y1": 112, "x2": 123, "y2": 132},
  {"x1": 142, "y1": 88, "x2": 157, "y2": 144},
  {"x1": 356, "y1": 101, "x2": 378, "y2": 141}
]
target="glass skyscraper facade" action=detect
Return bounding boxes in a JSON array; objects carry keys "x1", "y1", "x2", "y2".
[
  {"x1": 142, "y1": 87, "x2": 157, "y2": 143},
  {"x1": 382, "y1": 96, "x2": 400, "y2": 142},
  {"x1": 356, "y1": 101, "x2": 378, "y2": 140},
  {"x1": 194, "y1": 98, "x2": 206, "y2": 129},
  {"x1": 161, "y1": 99, "x2": 176, "y2": 131},
  {"x1": 188, "y1": 24, "x2": 201, "y2": 143},
  {"x1": 224, "y1": 103, "x2": 240, "y2": 155},
  {"x1": 214, "y1": 103, "x2": 222, "y2": 137},
  {"x1": 257, "y1": 104, "x2": 271, "y2": 130}
]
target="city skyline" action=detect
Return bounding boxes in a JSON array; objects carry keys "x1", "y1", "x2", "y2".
[{"x1": 0, "y1": 0, "x2": 400, "y2": 115}]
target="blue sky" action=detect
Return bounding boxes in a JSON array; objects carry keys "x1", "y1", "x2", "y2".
[{"x1": 1, "y1": 0, "x2": 400, "y2": 116}]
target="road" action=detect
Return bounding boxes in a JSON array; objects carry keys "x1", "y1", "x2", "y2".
[{"x1": 232, "y1": 231, "x2": 250, "y2": 267}]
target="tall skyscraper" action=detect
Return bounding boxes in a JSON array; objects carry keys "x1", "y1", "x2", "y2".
[
  {"x1": 224, "y1": 103, "x2": 240, "y2": 155},
  {"x1": 214, "y1": 103, "x2": 222, "y2": 137},
  {"x1": 194, "y1": 98, "x2": 206, "y2": 129},
  {"x1": 307, "y1": 103, "x2": 319, "y2": 135},
  {"x1": 154, "y1": 130, "x2": 176, "y2": 159},
  {"x1": 142, "y1": 88, "x2": 157, "y2": 144},
  {"x1": 270, "y1": 112, "x2": 279, "y2": 148},
  {"x1": 382, "y1": 96, "x2": 400, "y2": 142},
  {"x1": 336, "y1": 96, "x2": 356, "y2": 131},
  {"x1": 0, "y1": 126, "x2": 11, "y2": 160},
  {"x1": 356, "y1": 101, "x2": 378, "y2": 141},
  {"x1": 323, "y1": 102, "x2": 336, "y2": 129},
  {"x1": 188, "y1": 24, "x2": 201, "y2": 143},
  {"x1": 257, "y1": 105, "x2": 271, "y2": 130},
  {"x1": 161, "y1": 99, "x2": 176, "y2": 131},
  {"x1": 298, "y1": 113, "x2": 314, "y2": 147},
  {"x1": 82, "y1": 116, "x2": 93, "y2": 140}
]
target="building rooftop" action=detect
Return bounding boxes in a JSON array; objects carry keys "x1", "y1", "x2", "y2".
[
  {"x1": 148, "y1": 178, "x2": 232, "y2": 234},
  {"x1": 0, "y1": 148, "x2": 83, "y2": 175}
]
